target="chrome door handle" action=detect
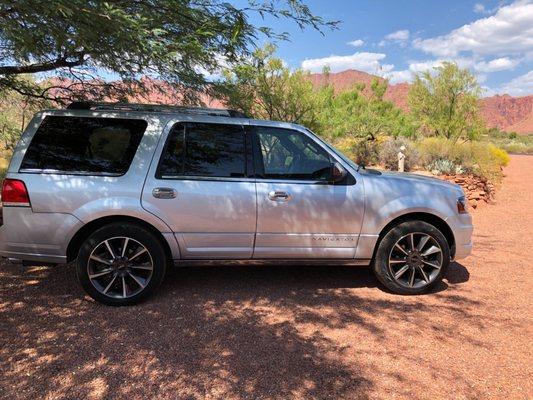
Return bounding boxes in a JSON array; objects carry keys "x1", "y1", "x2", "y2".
[
  {"x1": 268, "y1": 190, "x2": 291, "y2": 202},
  {"x1": 152, "y1": 187, "x2": 177, "y2": 199}
]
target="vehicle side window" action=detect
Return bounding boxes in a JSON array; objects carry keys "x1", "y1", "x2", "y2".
[
  {"x1": 158, "y1": 122, "x2": 246, "y2": 178},
  {"x1": 252, "y1": 126, "x2": 332, "y2": 181},
  {"x1": 20, "y1": 116, "x2": 147, "y2": 175}
]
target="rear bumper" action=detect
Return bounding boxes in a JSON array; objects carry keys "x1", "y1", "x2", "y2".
[{"x1": 0, "y1": 207, "x2": 82, "y2": 264}]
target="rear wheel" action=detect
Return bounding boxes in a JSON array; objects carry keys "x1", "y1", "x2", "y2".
[
  {"x1": 76, "y1": 223, "x2": 167, "y2": 306},
  {"x1": 373, "y1": 220, "x2": 450, "y2": 295}
]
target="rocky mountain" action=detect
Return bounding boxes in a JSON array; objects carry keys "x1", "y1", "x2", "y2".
[
  {"x1": 307, "y1": 70, "x2": 533, "y2": 134},
  {"x1": 50, "y1": 70, "x2": 532, "y2": 134},
  {"x1": 479, "y1": 94, "x2": 533, "y2": 134}
]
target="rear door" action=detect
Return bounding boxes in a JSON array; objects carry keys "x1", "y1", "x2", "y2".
[
  {"x1": 142, "y1": 120, "x2": 257, "y2": 259},
  {"x1": 250, "y1": 125, "x2": 365, "y2": 258}
]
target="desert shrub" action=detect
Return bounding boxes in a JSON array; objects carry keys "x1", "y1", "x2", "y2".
[
  {"x1": 0, "y1": 155, "x2": 8, "y2": 182},
  {"x1": 427, "y1": 159, "x2": 465, "y2": 175},
  {"x1": 500, "y1": 140, "x2": 533, "y2": 154},
  {"x1": 334, "y1": 137, "x2": 379, "y2": 165},
  {"x1": 488, "y1": 144, "x2": 510, "y2": 167},
  {"x1": 334, "y1": 136, "x2": 359, "y2": 157},
  {"x1": 378, "y1": 138, "x2": 419, "y2": 171},
  {"x1": 417, "y1": 137, "x2": 508, "y2": 181},
  {"x1": 352, "y1": 140, "x2": 379, "y2": 165},
  {"x1": 482, "y1": 132, "x2": 533, "y2": 155},
  {"x1": 416, "y1": 137, "x2": 452, "y2": 165}
]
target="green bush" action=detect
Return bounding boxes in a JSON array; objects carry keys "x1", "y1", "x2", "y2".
[
  {"x1": 334, "y1": 137, "x2": 379, "y2": 166},
  {"x1": 0, "y1": 155, "x2": 8, "y2": 183},
  {"x1": 427, "y1": 159, "x2": 464, "y2": 175},
  {"x1": 378, "y1": 138, "x2": 419, "y2": 171},
  {"x1": 481, "y1": 129, "x2": 533, "y2": 155},
  {"x1": 416, "y1": 137, "x2": 508, "y2": 181}
]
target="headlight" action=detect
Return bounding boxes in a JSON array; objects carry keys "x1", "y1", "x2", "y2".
[{"x1": 457, "y1": 196, "x2": 468, "y2": 214}]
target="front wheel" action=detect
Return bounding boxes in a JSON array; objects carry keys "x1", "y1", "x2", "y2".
[
  {"x1": 76, "y1": 223, "x2": 167, "y2": 306},
  {"x1": 373, "y1": 221, "x2": 450, "y2": 295}
]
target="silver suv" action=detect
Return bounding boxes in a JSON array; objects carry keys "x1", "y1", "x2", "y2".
[{"x1": 0, "y1": 102, "x2": 473, "y2": 305}]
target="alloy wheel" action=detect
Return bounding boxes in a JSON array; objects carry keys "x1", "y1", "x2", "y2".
[
  {"x1": 388, "y1": 232, "x2": 443, "y2": 289},
  {"x1": 87, "y1": 236, "x2": 154, "y2": 299}
]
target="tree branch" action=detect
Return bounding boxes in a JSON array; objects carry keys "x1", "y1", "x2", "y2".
[{"x1": 0, "y1": 54, "x2": 85, "y2": 75}]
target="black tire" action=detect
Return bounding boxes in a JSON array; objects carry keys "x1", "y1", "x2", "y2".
[
  {"x1": 76, "y1": 223, "x2": 167, "y2": 306},
  {"x1": 373, "y1": 220, "x2": 450, "y2": 295}
]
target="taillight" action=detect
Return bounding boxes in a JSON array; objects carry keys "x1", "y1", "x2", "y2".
[{"x1": 1, "y1": 179, "x2": 31, "y2": 207}]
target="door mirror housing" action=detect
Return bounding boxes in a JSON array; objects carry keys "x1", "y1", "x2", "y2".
[{"x1": 331, "y1": 162, "x2": 347, "y2": 183}]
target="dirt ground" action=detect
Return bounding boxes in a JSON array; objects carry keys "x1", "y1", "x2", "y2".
[{"x1": 0, "y1": 155, "x2": 531, "y2": 400}]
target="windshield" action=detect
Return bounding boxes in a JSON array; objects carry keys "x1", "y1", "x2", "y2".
[{"x1": 304, "y1": 128, "x2": 360, "y2": 171}]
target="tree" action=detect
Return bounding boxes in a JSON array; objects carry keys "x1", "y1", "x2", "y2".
[
  {"x1": 219, "y1": 44, "x2": 321, "y2": 131},
  {"x1": 318, "y1": 77, "x2": 417, "y2": 140},
  {"x1": 0, "y1": 0, "x2": 336, "y2": 103},
  {"x1": 408, "y1": 62, "x2": 484, "y2": 141},
  {"x1": 0, "y1": 77, "x2": 47, "y2": 151}
]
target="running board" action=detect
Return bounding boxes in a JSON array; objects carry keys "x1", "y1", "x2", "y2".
[{"x1": 173, "y1": 259, "x2": 371, "y2": 267}]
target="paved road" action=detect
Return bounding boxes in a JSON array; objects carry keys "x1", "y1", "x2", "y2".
[{"x1": 0, "y1": 156, "x2": 531, "y2": 399}]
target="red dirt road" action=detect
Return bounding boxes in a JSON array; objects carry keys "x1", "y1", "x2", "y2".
[{"x1": 0, "y1": 156, "x2": 532, "y2": 399}]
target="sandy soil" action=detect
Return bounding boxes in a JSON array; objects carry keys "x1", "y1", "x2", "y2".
[{"x1": 0, "y1": 155, "x2": 531, "y2": 400}]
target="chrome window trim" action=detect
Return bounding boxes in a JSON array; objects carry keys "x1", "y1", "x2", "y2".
[
  {"x1": 157, "y1": 175, "x2": 333, "y2": 185},
  {"x1": 19, "y1": 168, "x2": 123, "y2": 177},
  {"x1": 160, "y1": 175, "x2": 254, "y2": 183}
]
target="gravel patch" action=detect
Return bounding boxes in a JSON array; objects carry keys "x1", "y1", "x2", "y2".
[{"x1": 0, "y1": 155, "x2": 531, "y2": 399}]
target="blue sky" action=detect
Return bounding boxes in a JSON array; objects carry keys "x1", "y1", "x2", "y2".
[{"x1": 246, "y1": 0, "x2": 533, "y2": 97}]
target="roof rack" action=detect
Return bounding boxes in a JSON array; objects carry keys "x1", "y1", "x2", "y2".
[{"x1": 66, "y1": 101, "x2": 248, "y2": 118}]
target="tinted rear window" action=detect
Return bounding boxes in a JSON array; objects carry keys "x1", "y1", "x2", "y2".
[
  {"x1": 158, "y1": 122, "x2": 246, "y2": 178},
  {"x1": 20, "y1": 116, "x2": 147, "y2": 175}
]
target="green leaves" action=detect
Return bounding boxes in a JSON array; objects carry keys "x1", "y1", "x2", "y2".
[
  {"x1": 0, "y1": 0, "x2": 337, "y2": 102},
  {"x1": 316, "y1": 78, "x2": 417, "y2": 141},
  {"x1": 408, "y1": 62, "x2": 484, "y2": 141},
  {"x1": 217, "y1": 44, "x2": 322, "y2": 131},
  {"x1": 218, "y1": 46, "x2": 416, "y2": 145}
]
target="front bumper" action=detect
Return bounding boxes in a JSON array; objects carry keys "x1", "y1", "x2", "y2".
[{"x1": 450, "y1": 214, "x2": 474, "y2": 261}]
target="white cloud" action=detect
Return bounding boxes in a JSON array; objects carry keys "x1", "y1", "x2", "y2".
[
  {"x1": 413, "y1": 1, "x2": 533, "y2": 57},
  {"x1": 385, "y1": 70, "x2": 414, "y2": 84},
  {"x1": 301, "y1": 52, "x2": 393, "y2": 74},
  {"x1": 385, "y1": 29, "x2": 410, "y2": 42},
  {"x1": 382, "y1": 58, "x2": 475, "y2": 84},
  {"x1": 497, "y1": 70, "x2": 533, "y2": 95},
  {"x1": 474, "y1": 57, "x2": 521, "y2": 72},
  {"x1": 380, "y1": 29, "x2": 410, "y2": 47},
  {"x1": 347, "y1": 39, "x2": 364, "y2": 47},
  {"x1": 473, "y1": 3, "x2": 486, "y2": 14}
]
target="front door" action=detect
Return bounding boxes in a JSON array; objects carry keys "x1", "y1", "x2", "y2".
[
  {"x1": 250, "y1": 126, "x2": 365, "y2": 258},
  {"x1": 142, "y1": 121, "x2": 256, "y2": 259}
]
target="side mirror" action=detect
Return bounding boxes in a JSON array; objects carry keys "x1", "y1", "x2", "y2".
[{"x1": 331, "y1": 162, "x2": 347, "y2": 183}]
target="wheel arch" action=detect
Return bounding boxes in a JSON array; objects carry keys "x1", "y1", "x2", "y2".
[
  {"x1": 375, "y1": 212, "x2": 456, "y2": 260},
  {"x1": 66, "y1": 215, "x2": 175, "y2": 263}
]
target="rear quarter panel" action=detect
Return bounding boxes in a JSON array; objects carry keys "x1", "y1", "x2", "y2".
[{"x1": 4, "y1": 111, "x2": 179, "y2": 259}]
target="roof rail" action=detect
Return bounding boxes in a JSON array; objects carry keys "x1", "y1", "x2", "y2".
[{"x1": 66, "y1": 101, "x2": 248, "y2": 118}]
